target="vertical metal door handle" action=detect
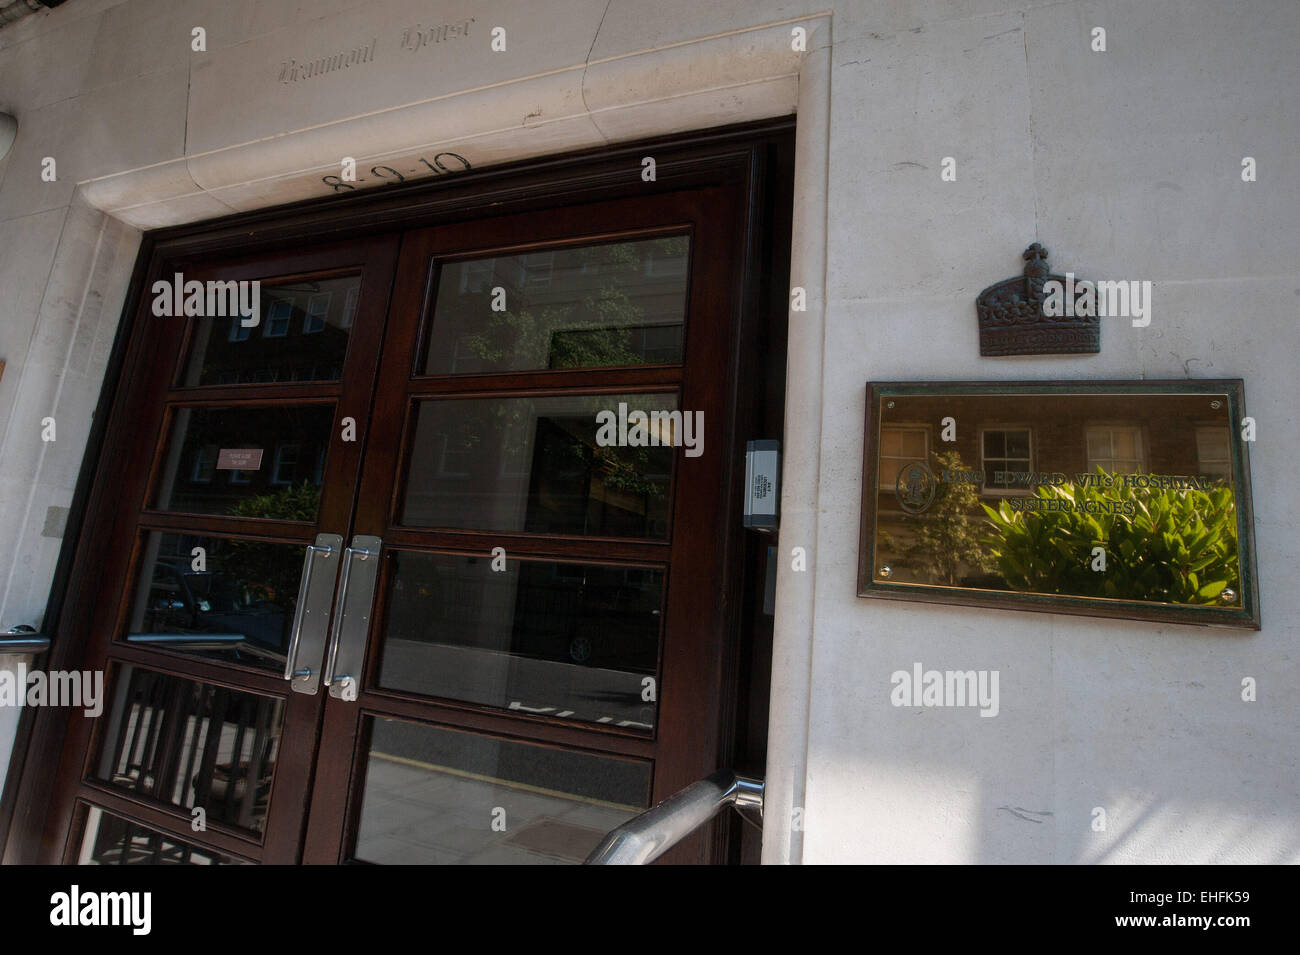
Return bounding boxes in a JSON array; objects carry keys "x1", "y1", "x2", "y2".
[
  {"x1": 283, "y1": 534, "x2": 343, "y2": 695},
  {"x1": 323, "y1": 535, "x2": 382, "y2": 701}
]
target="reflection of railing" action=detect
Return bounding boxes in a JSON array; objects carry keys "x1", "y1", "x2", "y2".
[
  {"x1": 89, "y1": 810, "x2": 240, "y2": 865},
  {"x1": 105, "y1": 667, "x2": 281, "y2": 833},
  {"x1": 126, "y1": 633, "x2": 287, "y2": 664},
  {"x1": 585, "y1": 769, "x2": 763, "y2": 865}
]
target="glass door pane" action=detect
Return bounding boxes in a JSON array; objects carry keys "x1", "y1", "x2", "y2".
[
  {"x1": 375, "y1": 552, "x2": 663, "y2": 730},
  {"x1": 353, "y1": 718, "x2": 652, "y2": 864},
  {"x1": 420, "y1": 235, "x2": 689, "y2": 375},
  {"x1": 181, "y1": 273, "x2": 361, "y2": 386},
  {"x1": 399, "y1": 393, "x2": 678, "y2": 537}
]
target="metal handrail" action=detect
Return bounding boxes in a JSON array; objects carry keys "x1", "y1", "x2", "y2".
[
  {"x1": 584, "y1": 769, "x2": 764, "y2": 864},
  {"x1": 0, "y1": 625, "x2": 50, "y2": 654}
]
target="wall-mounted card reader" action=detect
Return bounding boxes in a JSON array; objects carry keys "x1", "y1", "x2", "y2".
[{"x1": 744, "y1": 439, "x2": 780, "y2": 532}]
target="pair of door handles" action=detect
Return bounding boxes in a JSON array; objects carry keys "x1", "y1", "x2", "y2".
[{"x1": 283, "y1": 533, "x2": 382, "y2": 699}]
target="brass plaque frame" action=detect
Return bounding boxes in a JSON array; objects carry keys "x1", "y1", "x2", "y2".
[{"x1": 857, "y1": 380, "x2": 1260, "y2": 629}]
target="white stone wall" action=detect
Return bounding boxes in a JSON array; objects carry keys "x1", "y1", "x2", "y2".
[
  {"x1": 0, "y1": 0, "x2": 1295, "y2": 863},
  {"x1": 807, "y1": 0, "x2": 1299, "y2": 865}
]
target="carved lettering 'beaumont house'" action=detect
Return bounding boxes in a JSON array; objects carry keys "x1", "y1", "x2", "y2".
[
  {"x1": 278, "y1": 38, "x2": 377, "y2": 83},
  {"x1": 401, "y1": 19, "x2": 475, "y2": 52}
]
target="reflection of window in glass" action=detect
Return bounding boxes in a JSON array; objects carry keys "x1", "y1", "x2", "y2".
[
  {"x1": 458, "y1": 259, "x2": 496, "y2": 295},
  {"x1": 522, "y1": 251, "x2": 555, "y2": 288},
  {"x1": 1196, "y1": 426, "x2": 1232, "y2": 479},
  {"x1": 191, "y1": 445, "x2": 218, "y2": 483},
  {"x1": 450, "y1": 336, "x2": 486, "y2": 375},
  {"x1": 879, "y1": 426, "x2": 929, "y2": 490},
  {"x1": 264, "y1": 299, "x2": 292, "y2": 338},
  {"x1": 641, "y1": 325, "x2": 681, "y2": 364},
  {"x1": 982, "y1": 427, "x2": 1032, "y2": 491},
  {"x1": 272, "y1": 444, "x2": 299, "y2": 485},
  {"x1": 438, "y1": 433, "x2": 472, "y2": 479},
  {"x1": 182, "y1": 276, "x2": 357, "y2": 387},
  {"x1": 1086, "y1": 426, "x2": 1144, "y2": 474},
  {"x1": 313, "y1": 446, "x2": 326, "y2": 485},
  {"x1": 645, "y1": 246, "x2": 688, "y2": 278},
  {"x1": 303, "y1": 293, "x2": 331, "y2": 334},
  {"x1": 498, "y1": 420, "x2": 532, "y2": 477},
  {"x1": 341, "y1": 285, "x2": 359, "y2": 328}
]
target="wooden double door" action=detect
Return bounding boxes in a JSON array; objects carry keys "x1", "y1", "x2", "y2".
[{"x1": 5, "y1": 133, "x2": 788, "y2": 864}]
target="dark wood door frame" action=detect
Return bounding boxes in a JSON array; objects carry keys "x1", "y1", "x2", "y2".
[{"x1": 1, "y1": 118, "x2": 795, "y2": 864}]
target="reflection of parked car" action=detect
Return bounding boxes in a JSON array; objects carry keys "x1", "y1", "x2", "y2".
[
  {"x1": 143, "y1": 561, "x2": 288, "y2": 656},
  {"x1": 510, "y1": 572, "x2": 660, "y2": 673}
]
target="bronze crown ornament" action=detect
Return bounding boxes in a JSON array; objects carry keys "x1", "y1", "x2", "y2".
[{"x1": 975, "y1": 243, "x2": 1099, "y2": 357}]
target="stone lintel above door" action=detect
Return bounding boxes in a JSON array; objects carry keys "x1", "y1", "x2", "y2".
[{"x1": 78, "y1": 17, "x2": 818, "y2": 230}]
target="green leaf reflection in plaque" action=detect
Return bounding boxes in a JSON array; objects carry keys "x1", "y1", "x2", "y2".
[
  {"x1": 981, "y1": 472, "x2": 1238, "y2": 604},
  {"x1": 858, "y1": 380, "x2": 1259, "y2": 629}
]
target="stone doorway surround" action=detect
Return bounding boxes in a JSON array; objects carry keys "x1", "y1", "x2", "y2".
[{"x1": 1, "y1": 6, "x2": 832, "y2": 866}]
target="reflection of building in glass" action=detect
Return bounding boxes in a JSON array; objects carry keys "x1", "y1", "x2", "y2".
[
  {"x1": 427, "y1": 236, "x2": 690, "y2": 375},
  {"x1": 158, "y1": 405, "x2": 334, "y2": 517},
  {"x1": 184, "y1": 276, "x2": 359, "y2": 386},
  {"x1": 875, "y1": 394, "x2": 1236, "y2": 595},
  {"x1": 402, "y1": 395, "x2": 675, "y2": 540}
]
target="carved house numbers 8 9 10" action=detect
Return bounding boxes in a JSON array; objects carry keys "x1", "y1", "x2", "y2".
[{"x1": 321, "y1": 153, "x2": 472, "y2": 193}]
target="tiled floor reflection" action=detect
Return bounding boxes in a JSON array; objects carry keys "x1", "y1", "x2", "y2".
[{"x1": 353, "y1": 721, "x2": 649, "y2": 865}]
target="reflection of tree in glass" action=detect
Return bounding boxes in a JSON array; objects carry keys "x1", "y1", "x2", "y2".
[
  {"x1": 223, "y1": 482, "x2": 322, "y2": 612},
  {"x1": 587, "y1": 442, "x2": 668, "y2": 500},
  {"x1": 461, "y1": 238, "x2": 684, "y2": 370},
  {"x1": 904, "y1": 450, "x2": 993, "y2": 585}
]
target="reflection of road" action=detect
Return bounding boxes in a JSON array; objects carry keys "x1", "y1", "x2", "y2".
[{"x1": 381, "y1": 638, "x2": 655, "y2": 730}]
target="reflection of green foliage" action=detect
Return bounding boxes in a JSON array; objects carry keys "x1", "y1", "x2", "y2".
[
  {"x1": 224, "y1": 483, "x2": 321, "y2": 607},
  {"x1": 462, "y1": 238, "x2": 682, "y2": 369},
  {"x1": 589, "y1": 443, "x2": 667, "y2": 500},
  {"x1": 904, "y1": 451, "x2": 993, "y2": 585},
  {"x1": 982, "y1": 472, "x2": 1238, "y2": 604},
  {"x1": 229, "y1": 482, "x2": 321, "y2": 522}
]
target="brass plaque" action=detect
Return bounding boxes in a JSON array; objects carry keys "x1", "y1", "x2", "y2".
[{"x1": 858, "y1": 381, "x2": 1259, "y2": 628}]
